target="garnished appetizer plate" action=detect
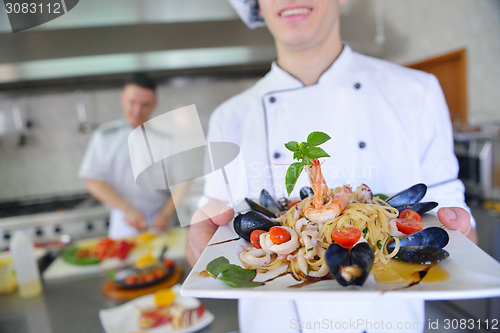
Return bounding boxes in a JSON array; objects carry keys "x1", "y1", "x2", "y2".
[
  {"x1": 99, "y1": 285, "x2": 214, "y2": 333},
  {"x1": 181, "y1": 214, "x2": 500, "y2": 300}
]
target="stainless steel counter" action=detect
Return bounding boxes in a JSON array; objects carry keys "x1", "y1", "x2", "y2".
[{"x1": 0, "y1": 259, "x2": 239, "y2": 333}]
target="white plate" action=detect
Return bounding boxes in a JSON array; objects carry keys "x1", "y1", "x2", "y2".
[
  {"x1": 99, "y1": 285, "x2": 214, "y2": 333},
  {"x1": 181, "y1": 215, "x2": 500, "y2": 300}
]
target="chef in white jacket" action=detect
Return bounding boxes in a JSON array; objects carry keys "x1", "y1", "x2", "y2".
[
  {"x1": 79, "y1": 74, "x2": 179, "y2": 239},
  {"x1": 186, "y1": 0, "x2": 477, "y2": 332}
]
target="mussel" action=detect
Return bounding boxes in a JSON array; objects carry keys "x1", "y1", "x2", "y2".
[
  {"x1": 387, "y1": 227, "x2": 450, "y2": 264},
  {"x1": 245, "y1": 198, "x2": 276, "y2": 218},
  {"x1": 300, "y1": 186, "x2": 314, "y2": 200},
  {"x1": 386, "y1": 183, "x2": 438, "y2": 216},
  {"x1": 233, "y1": 211, "x2": 279, "y2": 242},
  {"x1": 325, "y1": 242, "x2": 374, "y2": 287},
  {"x1": 387, "y1": 227, "x2": 449, "y2": 250},
  {"x1": 386, "y1": 183, "x2": 427, "y2": 206},
  {"x1": 260, "y1": 189, "x2": 282, "y2": 216},
  {"x1": 393, "y1": 246, "x2": 449, "y2": 264},
  {"x1": 394, "y1": 202, "x2": 439, "y2": 215}
]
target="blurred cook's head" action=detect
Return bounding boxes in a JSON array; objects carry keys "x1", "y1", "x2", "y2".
[
  {"x1": 120, "y1": 73, "x2": 157, "y2": 128},
  {"x1": 257, "y1": 0, "x2": 346, "y2": 52}
]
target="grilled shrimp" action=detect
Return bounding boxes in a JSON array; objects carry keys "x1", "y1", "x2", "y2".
[
  {"x1": 303, "y1": 158, "x2": 352, "y2": 224},
  {"x1": 304, "y1": 185, "x2": 352, "y2": 223}
]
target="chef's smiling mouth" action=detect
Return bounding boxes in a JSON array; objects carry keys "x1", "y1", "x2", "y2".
[{"x1": 278, "y1": 6, "x2": 313, "y2": 18}]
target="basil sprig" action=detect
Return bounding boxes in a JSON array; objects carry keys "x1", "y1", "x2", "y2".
[
  {"x1": 284, "y1": 131, "x2": 331, "y2": 196},
  {"x1": 206, "y1": 256, "x2": 263, "y2": 288}
]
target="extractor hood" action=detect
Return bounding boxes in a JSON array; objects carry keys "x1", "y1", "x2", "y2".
[{"x1": 0, "y1": 0, "x2": 386, "y2": 86}]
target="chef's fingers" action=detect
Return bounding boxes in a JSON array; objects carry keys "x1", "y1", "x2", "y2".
[
  {"x1": 198, "y1": 199, "x2": 234, "y2": 227},
  {"x1": 137, "y1": 217, "x2": 147, "y2": 230},
  {"x1": 129, "y1": 216, "x2": 147, "y2": 231},
  {"x1": 437, "y1": 207, "x2": 472, "y2": 236},
  {"x1": 188, "y1": 219, "x2": 219, "y2": 264},
  {"x1": 152, "y1": 215, "x2": 170, "y2": 231},
  {"x1": 186, "y1": 200, "x2": 234, "y2": 264}
]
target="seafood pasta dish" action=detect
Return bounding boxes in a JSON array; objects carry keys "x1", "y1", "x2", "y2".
[
  {"x1": 238, "y1": 170, "x2": 398, "y2": 283},
  {"x1": 233, "y1": 132, "x2": 447, "y2": 287}
]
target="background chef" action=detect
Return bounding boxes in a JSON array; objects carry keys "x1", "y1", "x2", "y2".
[
  {"x1": 186, "y1": 0, "x2": 477, "y2": 332},
  {"x1": 79, "y1": 73, "x2": 177, "y2": 239}
]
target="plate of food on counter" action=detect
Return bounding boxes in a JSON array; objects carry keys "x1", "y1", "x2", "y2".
[
  {"x1": 181, "y1": 132, "x2": 500, "y2": 300},
  {"x1": 112, "y1": 247, "x2": 176, "y2": 289},
  {"x1": 60, "y1": 237, "x2": 136, "y2": 265},
  {"x1": 99, "y1": 285, "x2": 214, "y2": 333}
]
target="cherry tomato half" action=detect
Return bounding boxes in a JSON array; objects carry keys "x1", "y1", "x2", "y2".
[
  {"x1": 331, "y1": 227, "x2": 362, "y2": 248},
  {"x1": 163, "y1": 259, "x2": 174, "y2": 268},
  {"x1": 250, "y1": 230, "x2": 266, "y2": 249},
  {"x1": 396, "y1": 218, "x2": 423, "y2": 235},
  {"x1": 269, "y1": 226, "x2": 291, "y2": 245},
  {"x1": 399, "y1": 209, "x2": 422, "y2": 223}
]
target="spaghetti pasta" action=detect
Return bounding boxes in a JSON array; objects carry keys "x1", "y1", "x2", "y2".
[{"x1": 238, "y1": 187, "x2": 401, "y2": 280}]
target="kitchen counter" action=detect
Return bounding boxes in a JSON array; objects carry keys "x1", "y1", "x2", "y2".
[{"x1": 0, "y1": 259, "x2": 239, "y2": 333}]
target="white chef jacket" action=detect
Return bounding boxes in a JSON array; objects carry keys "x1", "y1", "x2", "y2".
[
  {"x1": 79, "y1": 119, "x2": 170, "y2": 239},
  {"x1": 202, "y1": 45, "x2": 472, "y2": 333}
]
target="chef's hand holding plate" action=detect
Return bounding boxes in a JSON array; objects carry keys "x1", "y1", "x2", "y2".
[
  {"x1": 186, "y1": 199, "x2": 233, "y2": 267},
  {"x1": 438, "y1": 207, "x2": 478, "y2": 243}
]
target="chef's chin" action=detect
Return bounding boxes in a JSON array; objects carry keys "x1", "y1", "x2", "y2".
[{"x1": 264, "y1": 1, "x2": 341, "y2": 51}]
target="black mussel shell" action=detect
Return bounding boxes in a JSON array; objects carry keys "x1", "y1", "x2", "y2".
[
  {"x1": 350, "y1": 242, "x2": 375, "y2": 286},
  {"x1": 387, "y1": 227, "x2": 449, "y2": 250},
  {"x1": 394, "y1": 246, "x2": 449, "y2": 264},
  {"x1": 325, "y1": 243, "x2": 351, "y2": 286},
  {"x1": 300, "y1": 186, "x2": 314, "y2": 200},
  {"x1": 245, "y1": 198, "x2": 276, "y2": 218},
  {"x1": 386, "y1": 183, "x2": 427, "y2": 207},
  {"x1": 233, "y1": 211, "x2": 279, "y2": 242},
  {"x1": 394, "y1": 201, "x2": 438, "y2": 215},
  {"x1": 260, "y1": 189, "x2": 282, "y2": 216}
]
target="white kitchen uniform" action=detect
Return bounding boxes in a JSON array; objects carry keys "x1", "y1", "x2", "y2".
[
  {"x1": 79, "y1": 119, "x2": 169, "y2": 239},
  {"x1": 203, "y1": 45, "x2": 472, "y2": 333}
]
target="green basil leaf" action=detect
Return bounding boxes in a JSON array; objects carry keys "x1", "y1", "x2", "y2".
[
  {"x1": 303, "y1": 156, "x2": 312, "y2": 165},
  {"x1": 285, "y1": 141, "x2": 300, "y2": 152},
  {"x1": 377, "y1": 240, "x2": 382, "y2": 250},
  {"x1": 362, "y1": 227, "x2": 368, "y2": 238},
  {"x1": 206, "y1": 256, "x2": 230, "y2": 277},
  {"x1": 375, "y1": 194, "x2": 389, "y2": 201},
  {"x1": 218, "y1": 277, "x2": 263, "y2": 288},
  {"x1": 304, "y1": 147, "x2": 330, "y2": 159},
  {"x1": 218, "y1": 265, "x2": 263, "y2": 288},
  {"x1": 307, "y1": 131, "x2": 331, "y2": 147},
  {"x1": 220, "y1": 265, "x2": 255, "y2": 281},
  {"x1": 285, "y1": 162, "x2": 304, "y2": 196},
  {"x1": 293, "y1": 151, "x2": 301, "y2": 160}
]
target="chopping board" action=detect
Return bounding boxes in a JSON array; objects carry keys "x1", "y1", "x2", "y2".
[
  {"x1": 102, "y1": 264, "x2": 183, "y2": 300},
  {"x1": 43, "y1": 228, "x2": 187, "y2": 281}
]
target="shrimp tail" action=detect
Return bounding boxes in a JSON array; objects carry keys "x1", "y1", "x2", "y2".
[{"x1": 305, "y1": 159, "x2": 329, "y2": 209}]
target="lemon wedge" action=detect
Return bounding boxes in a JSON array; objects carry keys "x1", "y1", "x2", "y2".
[{"x1": 154, "y1": 288, "x2": 176, "y2": 306}]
